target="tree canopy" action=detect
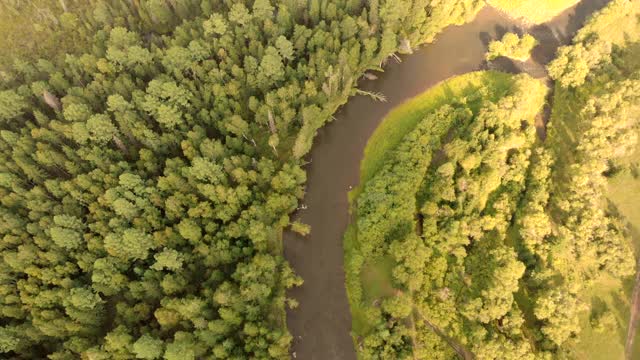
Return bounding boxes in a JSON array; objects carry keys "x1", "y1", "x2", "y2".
[
  {"x1": 0, "y1": 0, "x2": 489, "y2": 358},
  {"x1": 486, "y1": 32, "x2": 538, "y2": 61}
]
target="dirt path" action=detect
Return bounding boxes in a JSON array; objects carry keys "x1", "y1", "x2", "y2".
[
  {"x1": 420, "y1": 315, "x2": 474, "y2": 360},
  {"x1": 284, "y1": 1, "x2": 610, "y2": 359},
  {"x1": 625, "y1": 260, "x2": 640, "y2": 359}
]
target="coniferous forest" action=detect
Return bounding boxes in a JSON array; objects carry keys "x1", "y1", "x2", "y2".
[{"x1": 1, "y1": 0, "x2": 639, "y2": 359}]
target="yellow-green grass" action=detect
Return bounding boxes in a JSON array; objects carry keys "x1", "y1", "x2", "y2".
[
  {"x1": 606, "y1": 146, "x2": 640, "y2": 359},
  {"x1": 547, "y1": 133, "x2": 638, "y2": 359},
  {"x1": 608, "y1": 145, "x2": 640, "y2": 244},
  {"x1": 344, "y1": 200, "x2": 397, "y2": 334},
  {"x1": 359, "y1": 71, "x2": 515, "y2": 188},
  {"x1": 343, "y1": 223, "x2": 364, "y2": 331},
  {"x1": 565, "y1": 274, "x2": 632, "y2": 360},
  {"x1": 487, "y1": 0, "x2": 580, "y2": 24}
]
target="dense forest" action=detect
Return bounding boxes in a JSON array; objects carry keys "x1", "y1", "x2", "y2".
[
  {"x1": 347, "y1": 73, "x2": 550, "y2": 358},
  {"x1": 0, "y1": 0, "x2": 486, "y2": 358},
  {"x1": 2, "y1": 0, "x2": 640, "y2": 359},
  {"x1": 347, "y1": 0, "x2": 640, "y2": 359}
]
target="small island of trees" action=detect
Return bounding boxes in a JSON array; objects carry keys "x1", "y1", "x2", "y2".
[{"x1": 486, "y1": 32, "x2": 538, "y2": 61}]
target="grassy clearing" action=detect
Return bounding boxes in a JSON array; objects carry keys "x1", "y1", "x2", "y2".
[
  {"x1": 608, "y1": 146, "x2": 640, "y2": 241},
  {"x1": 487, "y1": 0, "x2": 580, "y2": 24},
  {"x1": 360, "y1": 256, "x2": 396, "y2": 303},
  {"x1": 565, "y1": 275, "x2": 631, "y2": 360},
  {"x1": 359, "y1": 71, "x2": 515, "y2": 188},
  {"x1": 606, "y1": 146, "x2": 640, "y2": 359}
]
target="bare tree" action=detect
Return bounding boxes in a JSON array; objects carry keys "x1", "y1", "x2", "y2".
[{"x1": 43, "y1": 90, "x2": 61, "y2": 111}]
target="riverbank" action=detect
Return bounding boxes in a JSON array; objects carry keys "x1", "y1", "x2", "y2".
[
  {"x1": 284, "y1": 1, "x2": 614, "y2": 359},
  {"x1": 358, "y1": 71, "x2": 515, "y2": 187}
]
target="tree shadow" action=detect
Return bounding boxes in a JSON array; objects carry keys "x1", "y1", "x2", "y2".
[
  {"x1": 529, "y1": 24, "x2": 560, "y2": 66},
  {"x1": 489, "y1": 56, "x2": 520, "y2": 74},
  {"x1": 590, "y1": 296, "x2": 609, "y2": 321},
  {"x1": 611, "y1": 288, "x2": 633, "y2": 349},
  {"x1": 479, "y1": 23, "x2": 526, "y2": 47},
  {"x1": 565, "y1": 0, "x2": 610, "y2": 37},
  {"x1": 528, "y1": 0, "x2": 611, "y2": 66},
  {"x1": 479, "y1": 31, "x2": 492, "y2": 47},
  {"x1": 605, "y1": 199, "x2": 640, "y2": 256}
]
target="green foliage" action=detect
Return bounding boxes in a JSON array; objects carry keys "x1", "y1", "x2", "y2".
[
  {"x1": 4, "y1": 0, "x2": 636, "y2": 359},
  {"x1": 547, "y1": 0, "x2": 640, "y2": 87},
  {"x1": 534, "y1": 289, "x2": 585, "y2": 346},
  {"x1": 0, "y1": 90, "x2": 27, "y2": 122},
  {"x1": 381, "y1": 294, "x2": 413, "y2": 319},
  {"x1": 516, "y1": 7, "x2": 640, "y2": 356},
  {"x1": 290, "y1": 221, "x2": 311, "y2": 236},
  {"x1": 0, "y1": 1, "x2": 94, "y2": 71},
  {"x1": 347, "y1": 73, "x2": 548, "y2": 358},
  {"x1": 151, "y1": 249, "x2": 184, "y2": 272},
  {"x1": 133, "y1": 334, "x2": 164, "y2": 359},
  {"x1": 359, "y1": 71, "x2": 515, "y2": 185},
  {"x1": 486, "y1": 33, "x2": 538, "y2": 61},
  {"x1": 1, "y1": 0, "x2": 488, "y2": 357}
]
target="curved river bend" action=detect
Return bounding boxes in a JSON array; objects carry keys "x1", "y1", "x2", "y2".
[{"x1": 283, "y1": 1, "x2": 609, "y2": 359}]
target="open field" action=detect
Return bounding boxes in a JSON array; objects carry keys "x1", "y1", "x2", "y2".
[{"x1": 487, "y1": 0, "x2": 580, "y2": 24}]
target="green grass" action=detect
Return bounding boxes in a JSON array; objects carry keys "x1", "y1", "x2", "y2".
[
  {"x1": 605, "y1": 146, "x2": 640, "y2": 360},
  {"x1": 608, "y1": 146, "x2": 640, "y2": 242},
  {"x1": 487, "y1": 0, "x2": 580, "y2": 24},
  {"x1": 571, "y1": 1, "x2": 640, "y2": 45},
  {"x1": 359, "y1": 71, "x2": 515, "y2": 188},
  {"x1": 564, "y1": 275, "x2": 631, "y2": 360},
  {"x1": 361, "y1": 256, "x2": 396, "y2": 303}
]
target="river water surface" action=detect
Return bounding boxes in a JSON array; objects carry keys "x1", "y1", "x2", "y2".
[{"x1": 284, "y1": 1, "x2": 609, "y2": 359}]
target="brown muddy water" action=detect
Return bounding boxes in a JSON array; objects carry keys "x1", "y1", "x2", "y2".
[{"x1": 284, "y1": 1, "x2": 609, "y2": 359}]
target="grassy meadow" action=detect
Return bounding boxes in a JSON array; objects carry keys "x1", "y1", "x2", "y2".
[{"x1": 487, "y1": 0, "x2": 580, "y2": 24}]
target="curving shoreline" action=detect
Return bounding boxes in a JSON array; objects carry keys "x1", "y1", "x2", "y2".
[{"x1": 283, "y1": 1, "x2": 609, "y2": 359}]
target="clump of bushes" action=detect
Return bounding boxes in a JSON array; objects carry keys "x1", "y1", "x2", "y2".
[{"x1": 486, "y1": 32, "x2": 538, "y2": 61}]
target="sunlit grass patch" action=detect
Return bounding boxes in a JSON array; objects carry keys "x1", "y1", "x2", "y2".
[
  {"x1": 487, "y1": 0, "x2": 580, "y2": 24},
  {"x1": 360, "y1": 71, "x2": 515, "y2": 187}
]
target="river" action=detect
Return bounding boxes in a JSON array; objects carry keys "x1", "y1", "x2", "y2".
[{"x1": 283, "y1": 1, "x2": 609, "y2": 359}]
